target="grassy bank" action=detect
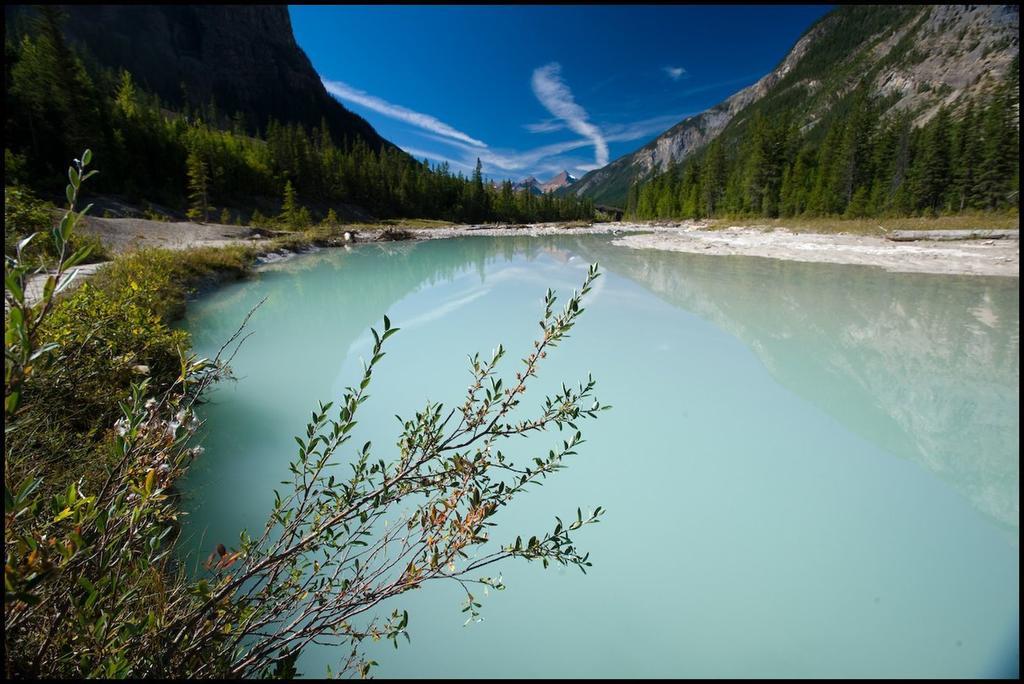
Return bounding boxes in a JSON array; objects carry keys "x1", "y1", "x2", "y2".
[{"x1": 9, "y1": 218, "x2": 403, "y2": 496}]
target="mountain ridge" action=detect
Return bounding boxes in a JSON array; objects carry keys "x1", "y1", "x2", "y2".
[
  {"x1": 6, "y1": 5, "x2": 395, "y2": 152},
  {"x1": 566, "y1": 5, "x2": 1019, "y2": 206}
]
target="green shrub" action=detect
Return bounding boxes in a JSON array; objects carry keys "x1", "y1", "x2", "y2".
[
  {"x1": 89, "y1": 246, "x2": 255, "y2": 322},
  {"x1": 143, "y1": 204, "x2": 171, "y2": 221},
  {"x1": 10, "y1": 281, "x2": 189, "y2": 492},
  {"x1": 5, "y1": 185, "x2": 108, "y2": 265},
  {"x1": 4, "y1": 149, "x2": 29, "y2": 184},
  {"x1": 5, "y1": 185, "x2": 56, "y2": 258}
]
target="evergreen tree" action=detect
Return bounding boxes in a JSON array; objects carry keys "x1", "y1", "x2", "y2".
[
  {"x1": 701, "y1": 139, "x2": 726, "y2": 216},
  {"x1": 911, "y1": 107, "x2": 952, "y2": 214},
  {"x1": 114, "y1": 70, "x2": 138, "y2": 119},
  {"x1": 974, "y1": 75, "x2": 1019, "y2": 210},
  {"x1": 280, "y1": 179, "x2": 312, "y2": 229},
  {"x1": 185, "y1": 149, "x2": 210, "y2": 222},
  {"x1": 625, "y1": 182, "x2": 639, "y2": 218},
  {"x1": 949, "y1": 100, "x2": 978, "y2": 212}
]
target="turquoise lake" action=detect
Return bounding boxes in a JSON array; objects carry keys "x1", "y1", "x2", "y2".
[{"x1": 180, "y1": 235, "x2": 1019, "y2": 678}]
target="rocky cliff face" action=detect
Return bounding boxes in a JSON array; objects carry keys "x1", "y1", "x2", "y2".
[
  {"x1": 871, "y1": 4, "x2": 1019, "y2": 124},
  {"x1": 570, "y1": 4, "x2": 1019, "y2": 206},
  {"x1": 43, "y1": 5, "x2": 392, "y2": 150}
]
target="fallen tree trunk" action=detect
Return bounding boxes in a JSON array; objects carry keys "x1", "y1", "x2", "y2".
[{"x1": 885, "y1": 229, "x2": 1019, "y2": 242}]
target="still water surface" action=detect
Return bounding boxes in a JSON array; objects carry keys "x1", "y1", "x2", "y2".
[{"x1": 181, "y1": 236, "x2": 1019, "y2": 678}]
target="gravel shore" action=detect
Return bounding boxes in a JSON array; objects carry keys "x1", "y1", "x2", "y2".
[
  {"x1": 25, "y1": 219, "x2": 1016, "y2": 307},
  {"x1": 607, "y1": 223, "x2": 1019, "y2": 277}
]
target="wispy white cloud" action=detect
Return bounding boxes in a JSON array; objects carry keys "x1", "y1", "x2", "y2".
[
  {"x1": 322, "y1": 70, "x2": 691, "y2": 181},
  {"x1": 398, "y1": 146, "x2": 475, "y2": 172},
  {"x1": 399, "y1": 287, "x2": 492, "y2": 330},
  {"x1": 526, "y1": 111, "x2": 684, "y2": 141},
  {"x1": 524, "y1": 118, "x2": 565, "y2": 134},
  {"x1": 322, "y1": 78, "x2": 487, "y2": 148},
  {"x1": 423, "y1": 110, "x2": 689, "y2": 179},
  {"x1": 531, "y1": 63, "x2": 609, "y2": 167},
  {"x1": 663, "y1": 66, "x2": 687, "y2": 81},
  {"x1": 418, "y1": 133, "x2": 594, "y2": 174}
]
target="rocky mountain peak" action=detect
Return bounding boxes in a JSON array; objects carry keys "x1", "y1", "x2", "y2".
[{"x1": 540, "y1": 170, "x2": 577, "y2": 193}]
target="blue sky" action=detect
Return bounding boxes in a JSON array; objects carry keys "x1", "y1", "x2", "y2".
[{"x1": 289, "y1": 4, "x2": 832, "y2": 182}]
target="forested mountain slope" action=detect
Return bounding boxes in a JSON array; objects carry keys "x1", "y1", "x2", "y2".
[
  {"x1": 4, "y1": 4, "x2": 390, "y2": 153},
  {"x1": 567, "y1": 5, "x2": 1019, "y2": 206},
  {"x1": 3, "y1": 7, "x2": 594, "y2": 224}
]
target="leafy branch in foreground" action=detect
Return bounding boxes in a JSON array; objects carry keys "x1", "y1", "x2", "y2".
[
  {"x1": 164, "y1": 263, "x2": 609, "y2": 678},
  {"x1": 5, "y1": 151, "x2": 260, "y2": 679},
  {"x1": 5, "y1": 150, "x2": 608, "y2": 679},
  {"x1": 5, "y1": 149, "x2": 97, "y2": 421}
]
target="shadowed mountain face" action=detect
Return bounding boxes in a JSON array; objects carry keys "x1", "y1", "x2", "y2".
[
  {"x1": 572, "y1": 239, "x2": 1020, "y2": 531},
  {"x1": 30, "y1": 5, "x2": 392, "y2": 150}
]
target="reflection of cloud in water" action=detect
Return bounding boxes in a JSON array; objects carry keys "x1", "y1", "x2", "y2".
[
  {"x1": 400, "y1": 287, "x2": 492, "y2": 331},
  {"x1": 485, "y1": 258, "x2": 608, "y2": 307}
]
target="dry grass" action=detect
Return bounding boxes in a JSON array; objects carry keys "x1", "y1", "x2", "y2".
[
  {"x1": 707, "y1": 213, "x2": 1019, "y2": 236},
  {"x1": 339, "y1": 218, "x2": 457, "y2": 232}
]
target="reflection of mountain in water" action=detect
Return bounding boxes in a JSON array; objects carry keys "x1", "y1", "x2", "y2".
[
  {"x1": 572, "y1": 239, "x2": 1020, "y2": 531},
  {"x1": 186, "y1": 235, "x2": 1019, "y2": 533}
]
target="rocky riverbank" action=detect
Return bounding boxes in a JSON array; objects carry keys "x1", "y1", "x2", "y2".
[{"x1": 26, "y1": 218, "x2": 1018, "y2": 307}]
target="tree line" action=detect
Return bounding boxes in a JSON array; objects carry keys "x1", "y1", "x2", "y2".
[
  {"x1": 626, "y1": 63, "x2": 1019, "y2": 221},
  {"x1": 4, "y1": 8, "x2": 593, "y2": 225}
]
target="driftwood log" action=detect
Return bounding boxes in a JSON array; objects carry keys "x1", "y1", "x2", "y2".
[{"x1": 885, "y1": 229, "x2": 1019, "y2": 242}]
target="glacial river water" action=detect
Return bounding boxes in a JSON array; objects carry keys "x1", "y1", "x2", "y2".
[{"x1": 181, "y1": 235, "x2": 1019, "y2": 678}]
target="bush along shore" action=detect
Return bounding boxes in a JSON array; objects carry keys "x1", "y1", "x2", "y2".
[{"x1": 5, "y1": 151, "x2": 608, "y2": 677}]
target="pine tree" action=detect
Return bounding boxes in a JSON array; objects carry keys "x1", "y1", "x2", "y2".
[
  {"x1": 186, "y1": 149, "x2": 210, "y2": 222},
  {"x1": 832, "y1": 85, "x2": 877, "y2": 213},
  {"x1": 280, "y1": 179, "x2": 306, "y2": 229},
  {"x1": 470, "y1": 158, "x2": 487, "y2": 222},
  {"x1": 950, "y1": 100, "x2": 978, "y2": 212},
  {"x1": 701, "y1": 139, "x2": 726, "y2": 216},
  {"x1": 912, "y1": 107, "x2": 952, "y2": 215},
  {"x1": 843, "y1": 186, "x2": 870, "y2": 218},
  {"x1": 114, "y1": 69, "x2": 138, "y2": 119},
  {"x1": 625, "y1": 182, "x2": 640, "y2": 218},
  {"x1": 974, "y1": 76, "x2": 1019, "y2": 210}
]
